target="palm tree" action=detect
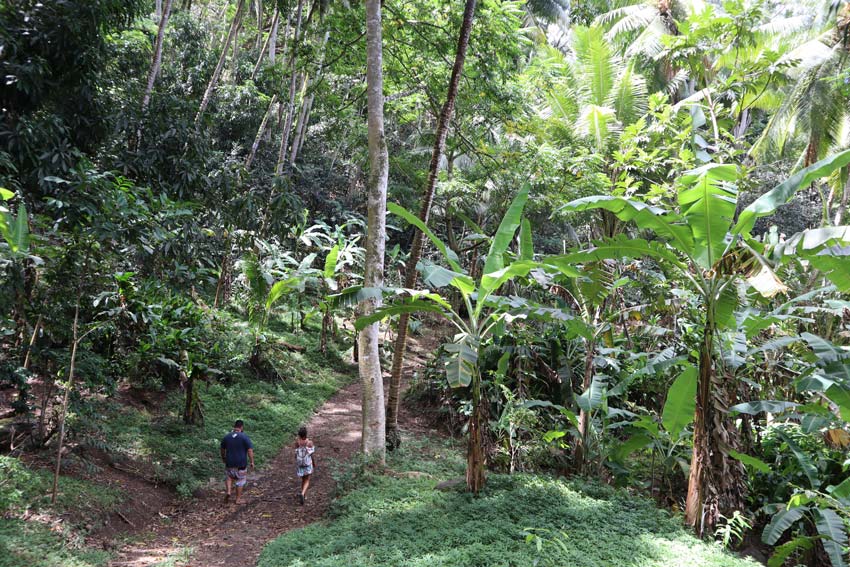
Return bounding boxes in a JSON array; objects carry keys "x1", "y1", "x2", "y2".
[
  {"x1": 542, "y1": 26, "x2": 649, "y2": 151},
  {"x1": 752, "y1": 5, "x2": 850, "y2": 223}
]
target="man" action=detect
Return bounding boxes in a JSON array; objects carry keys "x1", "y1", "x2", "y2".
[{"x1": 220, "y1": 419, "x2": 254, "y2": 504}]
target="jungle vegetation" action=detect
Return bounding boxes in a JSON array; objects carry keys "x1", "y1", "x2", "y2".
[{"x1": 2, "y1": 0, "x2": 850, "y2": 565}]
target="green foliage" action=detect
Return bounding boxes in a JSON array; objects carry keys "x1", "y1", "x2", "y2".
[
  {"x1": 0, "y1": 519, "x2": 110, "y2": 567},
  {"x1": 660, "y1": 364, "x2": 697, "y2": 437},
  {"x1": 258, "y1": 437, "x2": 759, "y2": 567},
  {"x1": 0, "y1": 456, "x2": 123, "y2": 520}
]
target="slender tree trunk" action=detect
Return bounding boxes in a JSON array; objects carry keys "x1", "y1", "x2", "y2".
[
  {"x1": 22, "y1": 315, "x2": 42, "y2": 371},
  {"x1": 685, "y1": 322, "x2": 713, "y2": 533},
  {"x1": 293, "y1": 91, "x2": 314, "y2": 161},
  {"x1": 385, "y1": 0, "x2": 478, "y2": 451},
  {"x1": 290, "y1": 30, "x2": 329, "y2": 165},
  {"x1": 226, "y1": 11, "x2": 245, "y2": 82},
  {"x1": 156, "y1": 0, "x2": 162, "y2": 20},
  {"x1": 269, "y1": 8, "x2": 280, "y2": 64},
  {"x1": 254, "y1": 0, "x2": 263, "y2": 52},
  {"x1": 51, "y1": 298, "x2": 80, "y2": 504},
  {"x1": 275, "y1": 0, "x2": 305, "y2": 175},
  {"x1": 251, "y1": 8, "x2": 279, "y2": 81},
  {"x1": 359, "y1": 0, "x2": 388, "y2": 462},
  {"x1": 834, "y1": 174, "x2": 850, "y2": 225},
  {"x1": 136, "y1": 0, "x2": 174, "y2": 148},
  {"x1": 245, "y1": 94, "x2": 279, "y2": 169},
  {"x1": 194, "y1": 0, "x2": 246, "y2": 127}
]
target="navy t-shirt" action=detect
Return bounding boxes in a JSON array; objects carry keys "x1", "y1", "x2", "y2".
[{"x1": 220, "y1": 431, "x2": 254, "y2": 469}]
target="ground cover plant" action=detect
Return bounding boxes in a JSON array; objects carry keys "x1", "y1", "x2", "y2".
[
  {"x1": 0, "y1": 455, "x2": 123, "y2": 567},
  {"x1": 258, "y1": 436, "x2": 760, "y2": 567},
  {"x1": 0, "y1": 519, "x2": 110, "y2": 567}
]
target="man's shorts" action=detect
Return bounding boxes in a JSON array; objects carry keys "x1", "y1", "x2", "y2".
[{"x1": 225, "y1": 467, "x2": 248, "y2": 487}]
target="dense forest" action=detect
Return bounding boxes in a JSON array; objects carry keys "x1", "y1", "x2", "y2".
[{"x1": 2, "y1": 0, "x2": 850, "y2": 565}]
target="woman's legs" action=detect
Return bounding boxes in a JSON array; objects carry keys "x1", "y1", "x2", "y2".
[{"x1": 300, "y1": 473, "x2": 311, "y2": 502}]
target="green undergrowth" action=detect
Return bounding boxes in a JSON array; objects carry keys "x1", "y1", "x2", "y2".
[
  {"x1": 0, "y1": 438, "x2": 123, "y2": 567},
  {"x1": 0, "y1": 457, "x2": 121, "y2": 567},
  {"x1": 1, "y1": 455, "x2": 124, "y2": 521},
  {"x1": 259, "y1": 436, "x2": 760, "y2": 567},
  {"x1": 0, "y1": 519, "x2": 110, "y2": 567},
  {"x1": 85, "y1": 316, "x2": 355, "y2": 496}
]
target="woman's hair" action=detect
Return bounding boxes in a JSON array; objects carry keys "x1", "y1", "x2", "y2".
[{"x1": 298, "y1": 426, "x2": 308, "y2": 439}]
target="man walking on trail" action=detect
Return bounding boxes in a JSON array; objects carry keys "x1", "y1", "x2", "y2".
[{"x1": 220, "y1": 419, "x2": 254, "y2": 504}]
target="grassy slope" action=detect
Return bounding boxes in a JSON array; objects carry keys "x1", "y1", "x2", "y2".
[
  {"x1": 1, "y1": 314, "x2": 356, "y2": 567},
  {"x1": 85, "y1": 313, "x2": 356, "y2": 496},
  {"x1": 0, "y1": 456, "x2": 123, "y2": 567},
  {"x1": 259, "y1": 437, "x2": 760, "y2": 567}
]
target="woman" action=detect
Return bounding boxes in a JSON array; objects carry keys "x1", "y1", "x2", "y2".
[{"x1": 294, "y1": 426, "x2": 316, "y2": 505}]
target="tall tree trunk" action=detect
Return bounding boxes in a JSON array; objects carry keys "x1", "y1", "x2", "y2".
[
  {"x1": 359, "y1": 0, "x2": 388, "y2": 462},
  {"x1": 834, "y1": 174, "x2": 850, "y2": 225},
  {"x1": 686, "y1": 322, "x2": 713, "y2": 533},
  {"x1": 251, "y1": 7, "x2": 279, "y2": 81},
  {"x1": 574, "y1": 337, "x2": 596, "y2": 472},
  {"x1": 136, "y1": 0, "x2": 174, "y2": 148},
  {"x1": 194, "y1": 0, "x2": 246, "y2": 127},
  {"x1": 275, "y1": 0, "x2": 305, "y2": 175},
  {"x1": 385, "y1": 0, "x2": 478, "y2": 451},
  {"x1": 269, "y1": 7, "x2": 280, "y2": 64},
  {"x1": 254, "y1": 0, "x2": 263, "y2": 52},
  {"x1": 245, "y1": 94, "x2": 279, "y2": 169},
  {"x1": 226, "y1": 10, "x2": 245, "y2": 82}
]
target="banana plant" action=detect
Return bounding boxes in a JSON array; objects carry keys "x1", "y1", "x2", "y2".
[
  {"x1": 351, "y1": 184, "x2": 579, "y2": 493},
  {"x1": 559, "y1": 148, "x2": 850, "y2": 535},
  {"x1": 0, "y1": 188, "x2": 29, "y2": 259}
]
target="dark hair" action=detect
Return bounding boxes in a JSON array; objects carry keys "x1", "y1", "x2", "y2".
[
  {"x1": 298, "y1": 426, "x2": 307, "y2": 439},
  {"x1": 234, "y1": 419, "x2": 244, "y2": 429}
]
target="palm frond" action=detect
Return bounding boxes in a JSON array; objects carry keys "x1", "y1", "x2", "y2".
[
  {"x1": 572, "y1": 26, "x2": 618, "y2": 106},
  {"x1": 577, "y1": 104, "x2": 619, "y2": 148},
  {"x1": 607, "y1": 60, "x2": 648, "y2": 126}
]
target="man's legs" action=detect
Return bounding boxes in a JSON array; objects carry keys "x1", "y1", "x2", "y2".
[
  {"x1": 234, "y1": 468, "x2": 248, "y2": 504},
  {"x1": 225, "y1": 471, "x2": 233, "y2": 499}
]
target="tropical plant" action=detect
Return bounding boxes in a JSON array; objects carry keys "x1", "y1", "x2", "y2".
[
  {"x1": 353, "y1": 184, "x2": 583, "y2": 492},
  {"x1": 560, "y1": 148, "x2": 850, "y2": 534}
]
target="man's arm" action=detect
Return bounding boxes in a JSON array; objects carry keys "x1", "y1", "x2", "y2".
[
  {"x1": 220, "y1": 439, "x2": 227, "y2": 464},
  {"x1": 247, "y1": 448, "x2": 255, "y2": 470}
]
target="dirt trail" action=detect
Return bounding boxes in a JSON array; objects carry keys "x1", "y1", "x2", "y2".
[
  {"x1": 109, "y1": 381, "x2": 362, "y2": 567},
  {"x1": 108, "y1": 332, "x2": 440, "y2": 567}
]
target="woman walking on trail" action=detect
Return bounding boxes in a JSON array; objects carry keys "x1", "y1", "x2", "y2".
[{"x1": 294, "y1": 426, "x2": 315, "y2": 505}]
